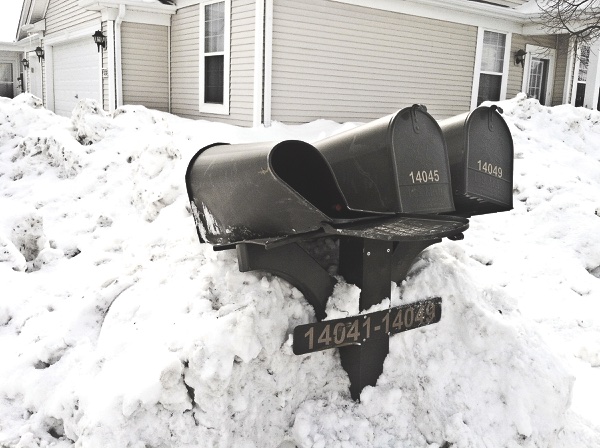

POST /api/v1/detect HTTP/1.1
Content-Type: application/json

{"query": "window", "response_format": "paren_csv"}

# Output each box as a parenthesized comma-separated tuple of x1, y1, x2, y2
(575, 45, 590, 107)
(472, 29, 510, 108)
(477, 31, 506, 105)
(0, 63, 14, 98)
(200, 0, 230, 114)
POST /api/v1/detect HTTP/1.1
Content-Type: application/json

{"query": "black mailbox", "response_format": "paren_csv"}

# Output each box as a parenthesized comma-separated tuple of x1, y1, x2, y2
(185, 140, 371, 247)
(438, 105, 514, 216)
(313, 104, 455, 215)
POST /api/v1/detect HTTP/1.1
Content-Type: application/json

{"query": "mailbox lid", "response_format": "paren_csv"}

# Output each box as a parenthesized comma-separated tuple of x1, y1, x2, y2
(440, 106, 514, 215)
(185, 140, 371, 247)
(390, 105, 455, 214)
(315, 105, 455, 215)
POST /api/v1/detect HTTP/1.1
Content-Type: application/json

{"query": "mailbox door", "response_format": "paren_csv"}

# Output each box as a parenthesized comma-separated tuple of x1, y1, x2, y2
(315, 105, 455, 215)
(440, 106, 514, 215)
(391, 107, 455, 214)
(464, 107, 514, 212)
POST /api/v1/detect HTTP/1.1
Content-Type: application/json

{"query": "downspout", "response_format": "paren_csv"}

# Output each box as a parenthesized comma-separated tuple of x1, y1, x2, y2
(115, 4, 126, 108)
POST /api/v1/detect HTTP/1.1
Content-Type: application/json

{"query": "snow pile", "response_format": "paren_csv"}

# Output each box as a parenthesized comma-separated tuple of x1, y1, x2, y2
(1, 94, 599, 447)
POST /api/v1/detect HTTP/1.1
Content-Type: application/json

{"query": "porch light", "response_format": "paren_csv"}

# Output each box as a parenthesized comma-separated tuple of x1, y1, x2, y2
(515, 49, 526, 67)
(22, 58, 30, 69)
(34, 46, 44, 62)
(92, 30, 107, 52)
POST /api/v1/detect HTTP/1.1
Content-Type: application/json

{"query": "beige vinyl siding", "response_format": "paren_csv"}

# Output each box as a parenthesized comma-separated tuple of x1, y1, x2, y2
(170, 1, 255, 126)
(45, 0, 100, 38)
(507, 34, 527, 99)
(271, 0, 477, 124)
(171, 5, 200, 118)
(121, 22, 169, 112)
(552, 34, 569, 106)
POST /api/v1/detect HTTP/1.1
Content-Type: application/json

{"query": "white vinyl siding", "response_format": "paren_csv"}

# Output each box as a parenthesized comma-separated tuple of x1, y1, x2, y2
(121, 22, 169, 112)
(170, 1, 255, 126)
(270, 0, 477, 124)
(45, 0, 100, 38)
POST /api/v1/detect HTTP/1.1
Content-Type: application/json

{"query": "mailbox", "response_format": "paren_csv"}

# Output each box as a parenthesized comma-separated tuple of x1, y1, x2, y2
(185, 140, 370, 247)
(438, 105, 514, 216)
(313, 104, 455, 215)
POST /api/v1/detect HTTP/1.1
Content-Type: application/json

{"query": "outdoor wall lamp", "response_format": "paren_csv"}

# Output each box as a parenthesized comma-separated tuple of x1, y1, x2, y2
(34, 46, 44, 62)
(22, 58, 29, 70)
(92, 30, 107, 52)
(515, 49, 526, 67)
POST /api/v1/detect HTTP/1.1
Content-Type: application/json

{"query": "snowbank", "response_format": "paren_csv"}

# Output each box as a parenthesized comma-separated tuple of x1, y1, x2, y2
(0, 93, 599, 447)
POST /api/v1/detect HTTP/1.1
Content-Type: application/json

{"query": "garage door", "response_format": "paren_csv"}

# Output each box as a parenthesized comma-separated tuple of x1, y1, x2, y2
(52, 38, 100, 116)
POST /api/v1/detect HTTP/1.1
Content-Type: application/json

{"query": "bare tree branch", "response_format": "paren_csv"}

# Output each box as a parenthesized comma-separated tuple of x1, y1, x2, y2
(535, 0, 600, 47)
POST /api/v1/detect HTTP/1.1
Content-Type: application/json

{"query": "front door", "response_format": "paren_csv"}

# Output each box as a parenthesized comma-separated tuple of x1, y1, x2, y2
(522, 45, 556, 106)
(527, 57, 550, 105)
(0, 63, 14, 98)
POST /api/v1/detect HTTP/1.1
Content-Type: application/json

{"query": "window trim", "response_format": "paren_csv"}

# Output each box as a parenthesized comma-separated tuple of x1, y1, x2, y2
(199, 0, 231, 115)
(471, 27, 511, 109)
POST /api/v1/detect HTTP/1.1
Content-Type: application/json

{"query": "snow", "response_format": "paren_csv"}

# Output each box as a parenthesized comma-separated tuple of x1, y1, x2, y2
(1, 92, 599, 447)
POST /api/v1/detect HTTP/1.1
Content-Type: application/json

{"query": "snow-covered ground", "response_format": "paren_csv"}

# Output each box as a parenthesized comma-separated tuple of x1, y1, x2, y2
(0, 93, 599, 447)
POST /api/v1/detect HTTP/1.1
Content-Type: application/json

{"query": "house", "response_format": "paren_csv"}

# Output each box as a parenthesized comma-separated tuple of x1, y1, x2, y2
(3, 0, 600, 126)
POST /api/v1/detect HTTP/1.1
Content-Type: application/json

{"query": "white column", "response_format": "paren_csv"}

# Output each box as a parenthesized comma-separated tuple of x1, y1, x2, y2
(583, 39, 600, 110)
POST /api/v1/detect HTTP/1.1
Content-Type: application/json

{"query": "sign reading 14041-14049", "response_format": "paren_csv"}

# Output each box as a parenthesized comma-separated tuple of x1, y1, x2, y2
(293, 298, 442, 355)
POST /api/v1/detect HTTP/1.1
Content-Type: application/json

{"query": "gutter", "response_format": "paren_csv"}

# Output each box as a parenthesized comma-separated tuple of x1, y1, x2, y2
(79, 0, 176, 14)
(330, 0, 543, 33)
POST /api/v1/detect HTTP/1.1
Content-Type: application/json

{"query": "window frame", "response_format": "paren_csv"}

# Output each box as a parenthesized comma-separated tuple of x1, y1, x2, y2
(471, 28, 512, 109)
(199, 0, 231, 115)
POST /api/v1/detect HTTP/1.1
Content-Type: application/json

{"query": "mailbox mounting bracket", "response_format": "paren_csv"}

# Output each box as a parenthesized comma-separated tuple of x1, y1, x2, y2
(236, 235, 444, 400)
